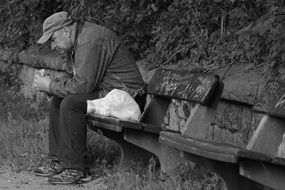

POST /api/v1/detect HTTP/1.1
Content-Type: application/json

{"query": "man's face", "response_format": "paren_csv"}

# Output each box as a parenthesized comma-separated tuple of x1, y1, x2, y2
(50, 28, 72, 53)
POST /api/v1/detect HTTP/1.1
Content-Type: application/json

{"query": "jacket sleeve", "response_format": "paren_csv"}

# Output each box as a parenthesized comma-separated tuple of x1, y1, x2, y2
(49, 37, 115, 97)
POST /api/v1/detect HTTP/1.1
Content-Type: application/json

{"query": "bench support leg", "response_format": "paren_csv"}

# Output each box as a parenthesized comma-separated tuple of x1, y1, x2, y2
(247, 115, 285, 155)
(182, 152, 263, 190)
(97, 128, 152, 166)
(117, 136, 153, 165)
(240, 159, 285, 190)
(124, 129, 188, 175)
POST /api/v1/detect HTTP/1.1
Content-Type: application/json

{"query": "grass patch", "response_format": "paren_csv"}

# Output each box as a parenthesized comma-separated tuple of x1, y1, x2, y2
(0, 83, 49, 171)
(0, 83, 120, 172)
(89, 162, 226, 190)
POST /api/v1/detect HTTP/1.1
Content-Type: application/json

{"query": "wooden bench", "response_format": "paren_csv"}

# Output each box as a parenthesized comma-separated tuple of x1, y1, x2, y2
(238, 80, 285, 190)
(159, 80, 285, 190)
(87, 68, 220, 174)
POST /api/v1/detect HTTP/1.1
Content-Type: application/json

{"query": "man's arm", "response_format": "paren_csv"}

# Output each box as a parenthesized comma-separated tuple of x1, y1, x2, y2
(48, 37, 118, 97)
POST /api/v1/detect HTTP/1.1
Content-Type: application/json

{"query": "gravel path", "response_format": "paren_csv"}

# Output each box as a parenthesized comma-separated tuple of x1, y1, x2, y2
(0, 167, 108, 190)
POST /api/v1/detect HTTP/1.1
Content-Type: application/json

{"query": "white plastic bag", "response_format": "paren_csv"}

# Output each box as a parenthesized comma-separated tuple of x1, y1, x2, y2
(87, 89, 141, 121)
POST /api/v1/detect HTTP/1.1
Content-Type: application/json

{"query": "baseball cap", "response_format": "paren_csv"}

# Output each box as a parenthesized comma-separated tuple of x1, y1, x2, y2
(37, 11, 73, 44)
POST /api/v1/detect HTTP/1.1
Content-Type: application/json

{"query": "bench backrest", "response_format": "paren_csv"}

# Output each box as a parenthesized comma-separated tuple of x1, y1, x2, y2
(140, 68, 220, 133)
(253, 80, 285, 118)
(147, 69, 219, 105)
(247, 80, 285, 155)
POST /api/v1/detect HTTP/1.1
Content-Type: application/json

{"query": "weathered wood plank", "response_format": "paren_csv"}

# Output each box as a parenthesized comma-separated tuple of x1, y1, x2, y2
(213, 64, 265, 105)
(239, 150, 285, 166)
(253, 80, 285, 118)
(87, 114, 143, 131)
(160, 131, 240, 163)
(239, 158, 285, 190)
(162, 99, 195, 132)
(246, 115, 285, 155)
(140, 97, 170, 132)
(208, 101, 262, 148)
(87, 115, 122, 132)
(119, 120, 143, 130)
(125, 129, 188, 174)
(147, 69, 219, 104)
(181, 82, 223, 138)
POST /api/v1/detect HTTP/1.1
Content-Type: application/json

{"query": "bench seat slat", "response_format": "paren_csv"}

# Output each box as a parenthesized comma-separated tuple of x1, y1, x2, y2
(88, 115, 165, 133)
(238, 150, 285, 166)
(87, 115, 143, 132)
(142, 123, 161, 134)
(147, 69, 219, 104)
(119, 120, 143, 130)
(253, 80, 285, 118)
(88, 117, 122, 132)
(159, 131, 240, 163)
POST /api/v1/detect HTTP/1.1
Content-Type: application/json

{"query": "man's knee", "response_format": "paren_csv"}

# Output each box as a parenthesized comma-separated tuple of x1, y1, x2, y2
(60, 94, 86, 113)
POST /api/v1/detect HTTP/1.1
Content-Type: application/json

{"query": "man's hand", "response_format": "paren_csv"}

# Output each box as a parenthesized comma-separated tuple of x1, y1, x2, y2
(33, 73, 51, 93)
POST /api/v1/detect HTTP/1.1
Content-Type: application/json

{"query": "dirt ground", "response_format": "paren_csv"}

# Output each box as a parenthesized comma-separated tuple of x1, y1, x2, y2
(0, 166, 108, 190)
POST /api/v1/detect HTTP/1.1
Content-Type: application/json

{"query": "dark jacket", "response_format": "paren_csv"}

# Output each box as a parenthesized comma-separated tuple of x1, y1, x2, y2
(49, 22, 145, 98)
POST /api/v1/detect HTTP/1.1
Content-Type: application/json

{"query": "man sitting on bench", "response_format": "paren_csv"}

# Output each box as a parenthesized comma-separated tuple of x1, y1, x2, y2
(33, 11, 145, 185)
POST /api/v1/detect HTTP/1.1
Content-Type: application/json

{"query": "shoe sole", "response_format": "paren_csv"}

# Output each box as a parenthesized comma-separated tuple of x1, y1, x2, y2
(35, 170, 63, 177)
(35, 172, 55, 177)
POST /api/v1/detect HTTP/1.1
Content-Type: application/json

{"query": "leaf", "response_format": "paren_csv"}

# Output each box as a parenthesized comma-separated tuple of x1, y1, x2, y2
(238, 32, 250, 42)
(151, 4, 158, 12)
(252, 18, 273, 36)
(282, 52, 285, 62)
(271, 6, 278, 12)
(179, 18, 187, 24)
(230, 8, 248, 19)
(270, 61, 276, 68)
(236, 23, 253, 36)
(279, 67, 285, 75)
(280, 41, 285, 52)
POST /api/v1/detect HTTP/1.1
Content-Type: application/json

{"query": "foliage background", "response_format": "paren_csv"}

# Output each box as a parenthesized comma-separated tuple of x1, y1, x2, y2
(0, 0, 284, 77)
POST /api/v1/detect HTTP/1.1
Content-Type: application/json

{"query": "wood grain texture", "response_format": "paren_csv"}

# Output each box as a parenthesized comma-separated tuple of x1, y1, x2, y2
(212, 64, 265, 105)
(147, 69, 219, 104)
(206, 101, 262, 148)
(239, 159, 285, 190)
(253, 80, 285, 118)
(246, 115, 285, 155)
(160, 131, 240, 163)
(163, 99, 195, 132)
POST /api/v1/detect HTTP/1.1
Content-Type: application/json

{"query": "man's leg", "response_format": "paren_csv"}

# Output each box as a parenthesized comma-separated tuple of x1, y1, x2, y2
(49, 92, 98, 184)
(49, 96, 63, 159)
(35, 96, 64, 176)
(57, 91, 146, 167)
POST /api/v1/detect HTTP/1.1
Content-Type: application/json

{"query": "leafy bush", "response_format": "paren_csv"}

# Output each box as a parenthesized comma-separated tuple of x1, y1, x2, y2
(237, 0, 285, 79)
(0, 0, 163, 59)
(0, 0, 284, 74)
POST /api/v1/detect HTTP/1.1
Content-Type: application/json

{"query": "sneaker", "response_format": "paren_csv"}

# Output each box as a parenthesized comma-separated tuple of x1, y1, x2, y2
(48, 169, 85, 185)
(34, 160, 63, 177)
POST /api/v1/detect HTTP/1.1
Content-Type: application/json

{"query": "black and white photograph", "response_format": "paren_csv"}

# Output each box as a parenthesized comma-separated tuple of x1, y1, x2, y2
(0, 0, 284, 189)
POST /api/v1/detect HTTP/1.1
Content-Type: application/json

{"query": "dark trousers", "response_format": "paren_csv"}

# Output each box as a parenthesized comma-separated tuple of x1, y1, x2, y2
(48, 91, 146, 170)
